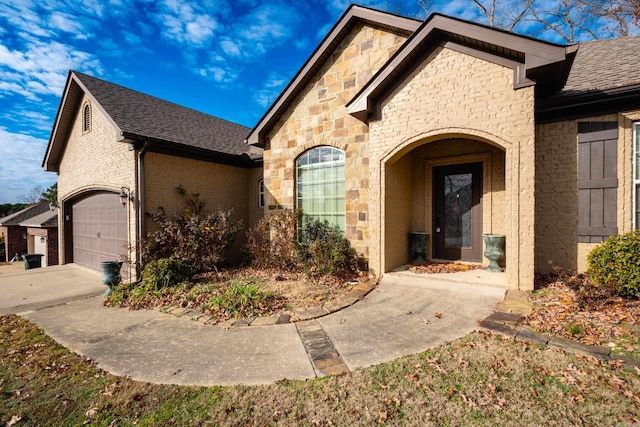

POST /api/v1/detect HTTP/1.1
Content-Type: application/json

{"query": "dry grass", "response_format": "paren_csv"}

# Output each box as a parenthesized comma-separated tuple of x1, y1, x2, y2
(106, 267, 361, 323)
(2, 315, 639, 426)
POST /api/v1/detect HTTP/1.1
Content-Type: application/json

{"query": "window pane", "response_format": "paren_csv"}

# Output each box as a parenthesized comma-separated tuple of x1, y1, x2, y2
(296, 147, 346, 232)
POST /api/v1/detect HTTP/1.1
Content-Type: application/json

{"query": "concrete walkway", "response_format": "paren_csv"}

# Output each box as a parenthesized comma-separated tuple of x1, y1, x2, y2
(3, 265, 505, 386)
(0, 264, 105, 314)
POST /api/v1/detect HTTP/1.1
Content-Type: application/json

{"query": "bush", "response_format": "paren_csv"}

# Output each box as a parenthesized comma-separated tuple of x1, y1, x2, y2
(245, 209, 301, 270)
(299, 218, 357, 278)
(141, 256, 194, 290)
(587, 231, 640, 299)
(142, 186, 243, 273)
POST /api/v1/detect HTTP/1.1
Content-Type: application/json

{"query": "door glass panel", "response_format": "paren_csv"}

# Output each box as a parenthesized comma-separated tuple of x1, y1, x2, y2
(444, 173, 473, 249)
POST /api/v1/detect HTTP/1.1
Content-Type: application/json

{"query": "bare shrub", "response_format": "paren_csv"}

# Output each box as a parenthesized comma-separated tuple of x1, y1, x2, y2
(245, 208, 301, 270)
(142, 186, 242, 273)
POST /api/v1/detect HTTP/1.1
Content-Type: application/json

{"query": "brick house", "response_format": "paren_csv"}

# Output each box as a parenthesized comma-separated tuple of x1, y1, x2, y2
(19, 209, 59, 267)
(44, 6, 640, 290)
(43, 71, 263, 276)
(247, 5, 640, 290)
(0, 203, 52, 263)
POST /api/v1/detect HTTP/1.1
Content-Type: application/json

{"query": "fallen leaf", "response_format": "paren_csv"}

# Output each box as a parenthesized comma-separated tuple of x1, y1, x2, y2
(434, 312, 443, 319)
(7, 415, 22, 426)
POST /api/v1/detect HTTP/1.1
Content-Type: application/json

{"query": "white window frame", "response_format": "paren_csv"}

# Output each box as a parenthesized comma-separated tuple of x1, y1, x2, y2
(258, 178, 264, 208)
(295, 146, 346, 232)
(634, 123, 640, 229)
(82, 102, 91, 133)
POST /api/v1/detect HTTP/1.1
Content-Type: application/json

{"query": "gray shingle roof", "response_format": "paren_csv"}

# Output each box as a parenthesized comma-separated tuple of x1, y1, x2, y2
(0, 203, 50, 226)
(562, 35, 640, 95)
(73, 71, 262, 160)
(18, 210, 57, 228)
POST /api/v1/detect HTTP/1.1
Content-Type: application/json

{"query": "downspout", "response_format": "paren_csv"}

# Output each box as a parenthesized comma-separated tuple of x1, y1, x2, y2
(137, 140, 150, 274)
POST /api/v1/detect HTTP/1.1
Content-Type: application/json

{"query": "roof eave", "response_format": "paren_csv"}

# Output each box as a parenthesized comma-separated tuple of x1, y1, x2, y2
(536, 83, 640, 123)
(246, 5, 421, 147)
(42, 71, 124, 172)
(347, 13, 570, 123)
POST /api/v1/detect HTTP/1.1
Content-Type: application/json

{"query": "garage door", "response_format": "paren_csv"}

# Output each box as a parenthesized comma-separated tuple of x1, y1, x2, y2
(72, 192, 128, 272)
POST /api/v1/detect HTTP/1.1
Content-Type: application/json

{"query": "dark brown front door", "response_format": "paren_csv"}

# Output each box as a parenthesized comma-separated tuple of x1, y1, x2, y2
(433, 162, 483, 261)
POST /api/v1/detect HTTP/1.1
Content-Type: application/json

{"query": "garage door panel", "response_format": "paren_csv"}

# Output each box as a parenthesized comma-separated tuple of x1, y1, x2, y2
(72, 192, 128, 273)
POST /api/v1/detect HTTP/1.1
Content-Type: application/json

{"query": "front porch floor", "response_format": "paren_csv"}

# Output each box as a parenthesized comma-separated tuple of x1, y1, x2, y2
(389, 264, 508, 289)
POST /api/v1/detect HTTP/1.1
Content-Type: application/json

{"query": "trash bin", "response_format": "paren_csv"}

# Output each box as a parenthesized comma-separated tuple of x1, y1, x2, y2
(22, 254, 44, 270)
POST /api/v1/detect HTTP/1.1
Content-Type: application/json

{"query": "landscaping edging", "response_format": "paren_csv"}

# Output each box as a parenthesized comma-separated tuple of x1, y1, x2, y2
(479, 312, 640, 369)
(154, 280, 377, 328)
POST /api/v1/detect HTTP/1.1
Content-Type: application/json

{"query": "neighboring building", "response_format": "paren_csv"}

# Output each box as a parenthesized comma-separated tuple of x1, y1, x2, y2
(43, 71, 263, 276)
(0, 203, 52, 263)
(247, 5, 640, 290)
(19, 210, 59, 267)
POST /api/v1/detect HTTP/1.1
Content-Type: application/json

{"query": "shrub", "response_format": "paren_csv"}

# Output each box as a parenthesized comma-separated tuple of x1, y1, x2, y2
(142, 186, 243, 273)
(245, 208, 301, 270)
(299, 218, 357, 278)
(141, 256, 194, 290)
(587, 231, 640, 299)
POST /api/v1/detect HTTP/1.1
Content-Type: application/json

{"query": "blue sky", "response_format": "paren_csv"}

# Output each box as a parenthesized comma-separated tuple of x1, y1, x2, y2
(0, 0, 633, 203)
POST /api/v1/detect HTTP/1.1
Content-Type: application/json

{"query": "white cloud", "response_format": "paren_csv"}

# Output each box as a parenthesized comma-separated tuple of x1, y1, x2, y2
(0, 127, 55, 203)
(49, 11, 89, 38)
(0, 40, 101, 98)
(197, 64, 239, 85)
(154, 0, 220, 45)
(254, 71, 287, 107)
(220, 38, 240, 56)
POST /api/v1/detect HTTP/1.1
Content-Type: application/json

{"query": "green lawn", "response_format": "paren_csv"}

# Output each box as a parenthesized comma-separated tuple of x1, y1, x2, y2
(1, 315, 639, 426)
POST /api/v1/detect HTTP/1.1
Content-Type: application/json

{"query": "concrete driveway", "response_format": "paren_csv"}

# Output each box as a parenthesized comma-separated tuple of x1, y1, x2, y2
(0, 263, 106, 314)
(3, 264, 506, 386)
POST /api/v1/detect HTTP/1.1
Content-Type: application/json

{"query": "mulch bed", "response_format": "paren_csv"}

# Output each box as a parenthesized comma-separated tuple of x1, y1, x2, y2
(524, 274, 640, 357)
(408, 262, 484, 274)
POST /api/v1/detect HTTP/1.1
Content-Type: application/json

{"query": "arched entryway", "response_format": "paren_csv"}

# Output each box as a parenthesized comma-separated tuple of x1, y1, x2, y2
(383, 137, 506, 271)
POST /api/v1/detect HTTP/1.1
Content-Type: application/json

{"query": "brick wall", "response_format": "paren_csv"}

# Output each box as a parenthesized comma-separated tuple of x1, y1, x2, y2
(0, 226, 27, 262)
(536, 111, 640, 273)
(144, 152, 263, 263)
(26, 227, 59, 266)
(57, 94, 137, 265)
(369, 46, 536, 289)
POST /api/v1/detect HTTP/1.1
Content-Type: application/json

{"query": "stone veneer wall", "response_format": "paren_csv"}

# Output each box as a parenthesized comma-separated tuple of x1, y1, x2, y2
(369, 46, 536, 290)
(57, 94, 137, 265)
(264, 23, 410, 258)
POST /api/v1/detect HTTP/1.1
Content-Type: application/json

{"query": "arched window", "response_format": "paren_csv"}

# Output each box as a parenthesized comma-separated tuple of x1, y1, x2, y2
(258, 178, 265, 208)
(296, 146, 345, 231)
(82, 103, 91, 133)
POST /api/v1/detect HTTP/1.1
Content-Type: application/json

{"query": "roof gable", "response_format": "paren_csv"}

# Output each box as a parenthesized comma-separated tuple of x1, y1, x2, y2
(347, 13, 573, 122)
(246, 5, 421, 147)
(0, 203, 50, 226)
(43, 71, 262, 172)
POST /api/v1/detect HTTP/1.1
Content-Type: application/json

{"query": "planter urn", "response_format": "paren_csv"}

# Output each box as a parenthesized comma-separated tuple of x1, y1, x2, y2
(482, 234, 505, 272)
(408, 232, 429, 264)
(100, 261, 123, 296)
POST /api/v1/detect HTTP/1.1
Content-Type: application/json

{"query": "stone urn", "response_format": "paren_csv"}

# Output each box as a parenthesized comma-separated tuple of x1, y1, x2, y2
(408, 232, 429, 264)
(482, 234, 505, 272)
(100, 260, 123, 296)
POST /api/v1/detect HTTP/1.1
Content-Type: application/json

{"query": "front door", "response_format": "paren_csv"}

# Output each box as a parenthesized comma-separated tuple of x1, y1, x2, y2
(433, 162, 483, 261)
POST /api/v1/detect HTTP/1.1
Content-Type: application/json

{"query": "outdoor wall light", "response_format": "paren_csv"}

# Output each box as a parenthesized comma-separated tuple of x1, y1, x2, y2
(40, 236, 46, 243)
(118, 186, 133, 206)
